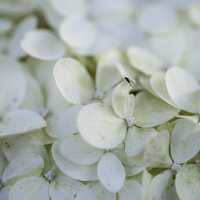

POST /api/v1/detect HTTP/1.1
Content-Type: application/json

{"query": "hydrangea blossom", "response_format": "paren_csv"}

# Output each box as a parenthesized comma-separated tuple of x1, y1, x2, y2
(1, 1, 200, 200)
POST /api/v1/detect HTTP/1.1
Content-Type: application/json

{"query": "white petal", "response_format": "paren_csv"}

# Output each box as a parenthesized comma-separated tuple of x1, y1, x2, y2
(126, 155, 146, 176)
(119, 179, 142, 200)
(144, 129, 172, 167)
(149, 30, 186, 65)
(142, 170, 153, 200)
(2, 154, 44, 184)
(75, 185, 98, 200)
(21, 72, 44, 110)
(0, 58, 26, 114)
(111, 145, 129, 166)
(138, 3, 176, 34)
(96, 49, 122, 95)
(114, 62, 136, 85)
(46, 105, 82, 138)
(0, 110, 46, 137)
(1, 136, 47, 162)
(166, 67, 200, 113)
(41, 1, 63, 30)
(125, 127, 157, 157)
(127, 46, 164, 75)
(54, 58, 95, 104)
(78, 103, 127, 149)
(21, 29, 65, 60)
(150, 72, 177, 106)
(134, 91, 179, 127)
(112, 81, 135, 119)
(9, 177, 49, 200)
(97, 153, 125, 193)
(9, 16, 37, 58)
(49, 174, 84, 200)
(171, 119, 200, 164)
(150, 170, 175, 200)
(92, 183, 116, 200)
(75, 183, 116, 200)
(59, 134, 103, 165)
(52, 142, 97, 181)
(139, 75, 156, 95)
(30, 60, 54, 89)
(176, 164, 200, 200)
(24, 130, 54, 146)
(59, 17, 97, 54)
(45, 72, 70, 113)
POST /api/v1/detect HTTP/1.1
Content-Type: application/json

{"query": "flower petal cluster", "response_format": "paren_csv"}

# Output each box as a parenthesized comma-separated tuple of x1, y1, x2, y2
(1, 1, 200, 200)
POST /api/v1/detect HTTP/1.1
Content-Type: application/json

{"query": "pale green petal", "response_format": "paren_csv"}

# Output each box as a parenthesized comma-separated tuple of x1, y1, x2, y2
(97, 152, 125, 193)
(138, 3, 176, 34)
(52, 142, 97, 181)
(59, 135, 103, 165)
(78, 103, 127, 149)
(0, 57, 26, 114)
(176, 164, 200, 200)
(21, 29, 65, 60)
(134, 91, 179, 127)
(149, 30, 186, 65)
(127, 46, 164, 75)
(46, 105, 82, 139)
(171, 119, 200, 164)
(46, 75, 70, 113)
(9, 16, 37, 58)
(0, 110, 46, 137)
(142, 170, 153, 200)
(49, 174, 84, 200)
(1, 136, 47, 162)
(75, 183, 116, 200)
(54, 58, 95, 104)
(119, 179, 142, 200)
(150, 72, 177, 107)
(59, 17, 97, 54)
(144, 129, 172, 167)
(21, 72, 44, 110)
(9, 177, 49, 200)
(112, 81, 135, 119)
(139, 75, 156, 95)
(126, 154, 146, 176)
(92, 183, 116, 200)
(96, 49, 122, 95)
(166, 67, 200, 113)
(125, 126, 157, 157)
(2, 154, 44, 184)
(150, 170, 175, 200)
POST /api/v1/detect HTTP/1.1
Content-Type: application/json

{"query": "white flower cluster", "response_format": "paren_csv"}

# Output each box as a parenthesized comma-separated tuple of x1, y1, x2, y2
(1, 0, 200, 200)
